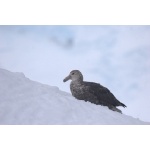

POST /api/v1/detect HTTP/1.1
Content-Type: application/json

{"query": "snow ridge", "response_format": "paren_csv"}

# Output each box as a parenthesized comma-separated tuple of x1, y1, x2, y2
(0, 68, 149, 125)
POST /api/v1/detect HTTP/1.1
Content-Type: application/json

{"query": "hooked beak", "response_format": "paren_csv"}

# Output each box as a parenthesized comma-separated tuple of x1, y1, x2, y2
(63, 75, 71, 82)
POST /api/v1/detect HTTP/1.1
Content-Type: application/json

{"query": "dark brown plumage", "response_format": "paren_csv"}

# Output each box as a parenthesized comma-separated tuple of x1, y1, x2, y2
(63, 70, 126, 113)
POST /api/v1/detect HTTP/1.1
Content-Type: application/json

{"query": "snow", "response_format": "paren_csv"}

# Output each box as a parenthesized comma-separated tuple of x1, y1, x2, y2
(0, 26, 150, 122)
(0, 68, 149, 125)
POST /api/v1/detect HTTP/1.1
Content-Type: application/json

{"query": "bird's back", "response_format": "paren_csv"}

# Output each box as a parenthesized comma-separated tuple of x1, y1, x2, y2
(71, 81, 126, 107)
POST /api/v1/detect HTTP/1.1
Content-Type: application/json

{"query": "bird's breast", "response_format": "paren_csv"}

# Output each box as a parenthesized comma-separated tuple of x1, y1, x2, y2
(70, 82, 86, 100)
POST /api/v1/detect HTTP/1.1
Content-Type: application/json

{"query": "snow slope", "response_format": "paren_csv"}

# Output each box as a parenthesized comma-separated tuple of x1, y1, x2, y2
(0, 26, 150, 122)
(0, 68, 149, 125)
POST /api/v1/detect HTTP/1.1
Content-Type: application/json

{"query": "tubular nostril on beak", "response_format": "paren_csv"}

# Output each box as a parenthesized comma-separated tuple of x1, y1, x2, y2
(63, 75, 71, 82)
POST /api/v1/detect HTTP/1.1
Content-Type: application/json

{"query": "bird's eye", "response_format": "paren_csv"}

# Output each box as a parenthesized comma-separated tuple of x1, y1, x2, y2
(72, 73, 75, 75)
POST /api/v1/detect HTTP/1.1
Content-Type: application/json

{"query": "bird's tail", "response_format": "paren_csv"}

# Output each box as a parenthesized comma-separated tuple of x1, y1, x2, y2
(108, 106, 122, 113)
(120, 102, 127, 108)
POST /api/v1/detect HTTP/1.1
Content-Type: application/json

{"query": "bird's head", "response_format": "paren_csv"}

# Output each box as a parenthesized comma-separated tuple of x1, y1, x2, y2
(63, 70, 83, 82)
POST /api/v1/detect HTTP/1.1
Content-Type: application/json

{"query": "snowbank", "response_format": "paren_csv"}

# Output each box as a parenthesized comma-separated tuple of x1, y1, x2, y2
(0, 68, 149, 125)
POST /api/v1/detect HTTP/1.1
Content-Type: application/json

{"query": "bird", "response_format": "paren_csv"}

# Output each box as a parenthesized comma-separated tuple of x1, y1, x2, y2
(63, 70, 126, 113)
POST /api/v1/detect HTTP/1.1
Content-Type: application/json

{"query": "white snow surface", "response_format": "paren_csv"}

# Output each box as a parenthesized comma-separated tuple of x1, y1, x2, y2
(0, 68, 149, 125)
